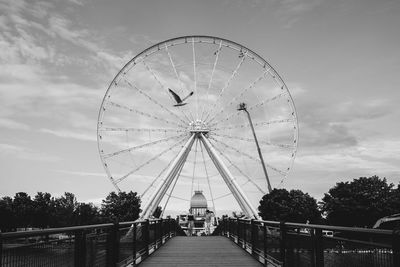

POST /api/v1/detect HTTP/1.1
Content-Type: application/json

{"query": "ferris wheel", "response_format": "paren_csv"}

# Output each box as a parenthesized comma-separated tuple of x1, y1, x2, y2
(97, 36, 298, 219)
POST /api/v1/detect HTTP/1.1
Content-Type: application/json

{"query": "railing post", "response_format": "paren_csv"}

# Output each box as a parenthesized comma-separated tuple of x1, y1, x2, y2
(393, 229, 400, 267)
(106, 222, 119, 267)
(144, 219, 150, 256)
(74, 229, 86, 267)
(167, 218, 171, 238)
(154, 219, 158, 249)
(243, 220, 247, 249)
(263, 223, 268, 267)
(132, 223, 137, 267)
(237, 218, 240, 244)
(226, 218, 229, 237)
(314, 228, 324, 267)
(251, 219, 256, 256)
(225, 218, 227, 237)
(0, 233, 3, 267)
(160, 218, 164, 246)
(280, 222, 287, 266)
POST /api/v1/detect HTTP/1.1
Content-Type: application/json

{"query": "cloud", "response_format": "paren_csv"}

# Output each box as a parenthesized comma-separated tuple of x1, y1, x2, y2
(0, 143, 60, 162)
(277, 0, 324, 27)
(39, 128, 97, 142)
(55, 170, 106, 177)
(300, 121, 358, 149)
(0, 118, 30, 130)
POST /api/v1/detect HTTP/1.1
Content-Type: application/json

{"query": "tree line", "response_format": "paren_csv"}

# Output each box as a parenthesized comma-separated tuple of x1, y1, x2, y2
(1, 175, 399, 232)
(258, 175, 400, 228)
(0, 191, 142, 232)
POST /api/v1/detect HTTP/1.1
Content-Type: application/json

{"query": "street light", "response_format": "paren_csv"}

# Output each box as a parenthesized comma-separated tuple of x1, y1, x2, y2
(238, 103, 273, 193)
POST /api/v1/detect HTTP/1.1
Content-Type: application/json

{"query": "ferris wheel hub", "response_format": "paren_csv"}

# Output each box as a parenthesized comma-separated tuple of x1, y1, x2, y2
(189, 119, 210, 134)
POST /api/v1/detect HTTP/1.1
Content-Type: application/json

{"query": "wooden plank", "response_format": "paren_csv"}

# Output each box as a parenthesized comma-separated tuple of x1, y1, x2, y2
(139, 236, 262, 267)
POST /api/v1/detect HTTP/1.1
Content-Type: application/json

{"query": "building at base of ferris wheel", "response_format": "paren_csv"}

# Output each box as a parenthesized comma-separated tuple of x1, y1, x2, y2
(178, 190, 216, 236)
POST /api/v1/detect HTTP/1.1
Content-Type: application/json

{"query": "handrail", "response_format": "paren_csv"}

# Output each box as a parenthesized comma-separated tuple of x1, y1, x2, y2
(1, 218, 185, 267)
(215, 217, 400, 267)
(1, 218, 165, 238)
(232, 217, 394, 235)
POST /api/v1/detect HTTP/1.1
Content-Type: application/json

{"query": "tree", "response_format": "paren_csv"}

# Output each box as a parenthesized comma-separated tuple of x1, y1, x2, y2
(74, 202, 100, 225)
(12, 192, 33, 228)
(32, 192, 55, 228)
(101, 191, 141, 222)
(321, 176, 399, 227)
(0, 196, 14, 231)
(54, 192, 78, 227)
(258, 188, 321, 223)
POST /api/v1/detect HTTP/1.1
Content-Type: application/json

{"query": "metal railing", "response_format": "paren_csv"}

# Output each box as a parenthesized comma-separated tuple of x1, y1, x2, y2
(215, 218, 400, 267)
(0, 218, 183, 267)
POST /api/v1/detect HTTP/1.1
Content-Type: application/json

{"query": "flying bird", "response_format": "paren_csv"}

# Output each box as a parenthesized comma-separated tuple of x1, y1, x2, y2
(168, 88, 194, 107)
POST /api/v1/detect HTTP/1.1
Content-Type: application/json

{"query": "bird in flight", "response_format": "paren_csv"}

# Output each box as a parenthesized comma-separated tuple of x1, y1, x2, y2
(168, 88, 194, 107)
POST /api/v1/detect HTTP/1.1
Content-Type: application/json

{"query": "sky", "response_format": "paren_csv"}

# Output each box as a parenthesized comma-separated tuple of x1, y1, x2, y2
(1, 0, 399, 211)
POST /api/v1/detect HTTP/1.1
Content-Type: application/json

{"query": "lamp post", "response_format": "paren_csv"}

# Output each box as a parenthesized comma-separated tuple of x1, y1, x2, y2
(238, 103, 272, 193)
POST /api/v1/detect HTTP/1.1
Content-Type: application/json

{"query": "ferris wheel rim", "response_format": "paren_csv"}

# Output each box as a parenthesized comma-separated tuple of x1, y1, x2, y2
(97, 35, 299, 202)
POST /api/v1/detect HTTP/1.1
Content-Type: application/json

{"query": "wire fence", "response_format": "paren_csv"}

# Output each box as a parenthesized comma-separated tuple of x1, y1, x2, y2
(214, 218, 400, 267)
(0, 218, 183, 267)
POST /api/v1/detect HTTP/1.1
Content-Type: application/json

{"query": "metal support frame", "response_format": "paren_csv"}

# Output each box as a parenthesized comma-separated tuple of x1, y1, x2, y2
(199, 133, 260, 219)
(141, 134, 195, 219)
(141, 132, 259, 219)
(238, 103, 272, 193)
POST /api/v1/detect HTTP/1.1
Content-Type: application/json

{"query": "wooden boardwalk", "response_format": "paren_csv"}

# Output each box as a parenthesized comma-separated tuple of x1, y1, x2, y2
(139, 236, 262, 267)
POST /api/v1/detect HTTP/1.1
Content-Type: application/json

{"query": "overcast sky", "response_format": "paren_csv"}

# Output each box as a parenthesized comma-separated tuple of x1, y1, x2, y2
(1, 0, 399, 207)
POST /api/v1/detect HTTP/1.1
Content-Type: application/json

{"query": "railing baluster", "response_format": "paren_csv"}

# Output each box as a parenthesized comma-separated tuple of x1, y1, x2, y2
(280, 222, 287, 266)
(263, 223, 268, 267)
(315, 228, 324, 267)
(154, 219, 157, 249)
(106, 222, 119, 267)
(160, 218, 165, 245)
(132, 223, 137, 267)
(251, 219, 255, 256)
(393, 229, 400, 267)
(237, 218, 240, 244)
(74, 229, 86, 267)
(144, 220, 150, 256)
(0, 233, 3, 267)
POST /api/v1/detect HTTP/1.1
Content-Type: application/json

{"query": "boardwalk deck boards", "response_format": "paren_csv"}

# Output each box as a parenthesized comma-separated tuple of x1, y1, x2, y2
(139, 236, 262, 267)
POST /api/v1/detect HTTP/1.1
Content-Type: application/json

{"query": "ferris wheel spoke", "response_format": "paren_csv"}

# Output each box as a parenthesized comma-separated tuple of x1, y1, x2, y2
(209, 136, 288, 177)
(209, 91, 288, 128)
(164, 43, 196, 122)
(179, 172, 220, 180)
(205, 70, 267, 125)
(214, 192, 233, 201)
(192, 38, 199, 119)
(142, 60, 192, 123)
(211, 142, 266, 195)
(190, 138, 199, 194)
(211, 118, 294, 132)
(203, 51, 247, 123)
(123, 78, 188, 125)
(164, 194, 190, 202)
(114, 136, 189, 184)
(210, 132, 295, 149)
(101, 133, 187, 159)
(200, 40, 222, 121)
(163, 155, 187, 215)
(99, 127, 186, 133)
(141, 154, 178, 198)
(106, 101, 185, 128)
(199, 141, 217, 212)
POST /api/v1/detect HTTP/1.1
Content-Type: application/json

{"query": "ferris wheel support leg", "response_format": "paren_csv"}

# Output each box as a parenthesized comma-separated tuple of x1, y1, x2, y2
(199, 133, 260, 220)
(140, 134, 196, 219)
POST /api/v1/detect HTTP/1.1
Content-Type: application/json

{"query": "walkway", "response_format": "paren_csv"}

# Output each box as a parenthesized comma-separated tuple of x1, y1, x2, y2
(139, 236, 262, 267)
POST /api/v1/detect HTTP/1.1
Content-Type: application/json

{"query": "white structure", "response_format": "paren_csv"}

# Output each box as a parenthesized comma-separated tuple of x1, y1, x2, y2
(97, 36, 298, 220)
